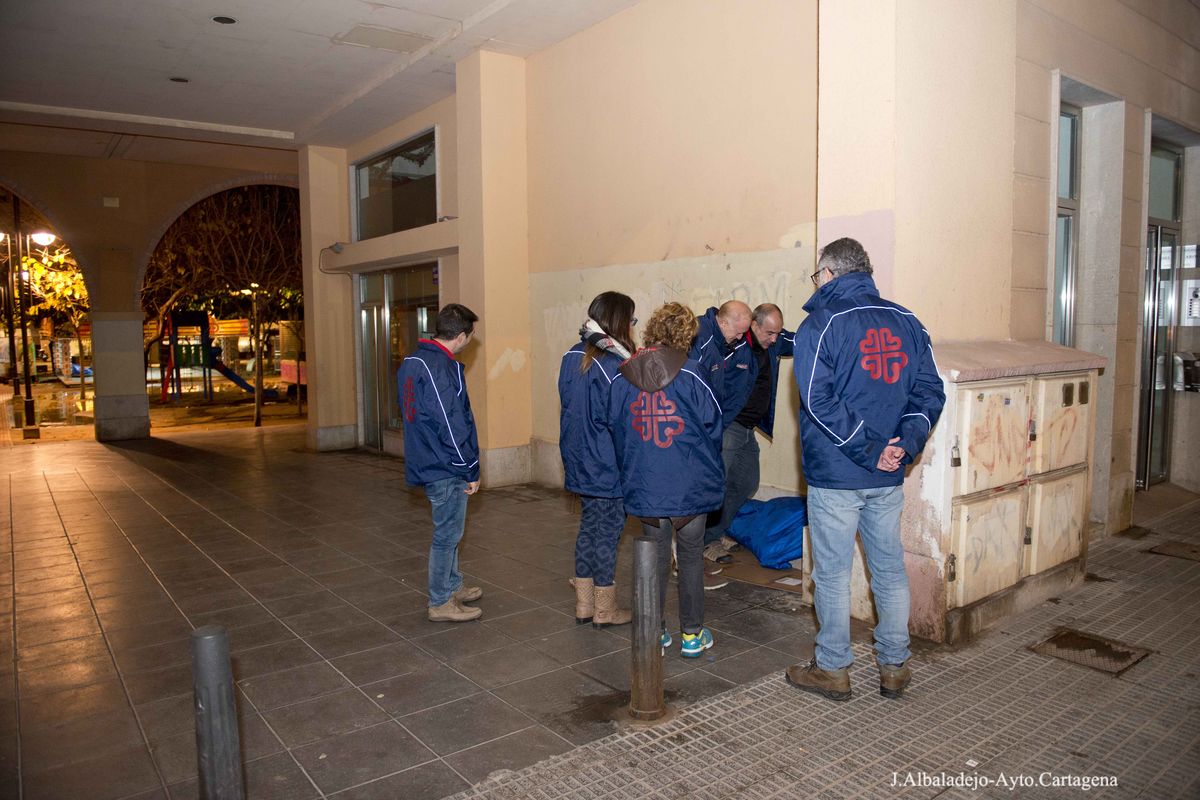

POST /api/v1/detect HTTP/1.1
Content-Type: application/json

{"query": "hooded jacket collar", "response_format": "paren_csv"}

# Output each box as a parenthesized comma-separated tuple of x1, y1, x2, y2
(619, 347, 687, 392)
(803, 271, 879, 314)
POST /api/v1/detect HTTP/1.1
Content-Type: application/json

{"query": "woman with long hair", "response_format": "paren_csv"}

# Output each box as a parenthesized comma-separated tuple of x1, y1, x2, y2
(607, 302, 724, 657)
(558, 291, 637, 627)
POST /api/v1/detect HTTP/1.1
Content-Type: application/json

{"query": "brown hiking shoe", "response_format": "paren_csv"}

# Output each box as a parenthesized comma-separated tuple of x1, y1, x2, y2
(453, 585, 483, 603)
(784, 658, 852, 701)
(427, 598, 482, 622)
(878, 661, 911, 699)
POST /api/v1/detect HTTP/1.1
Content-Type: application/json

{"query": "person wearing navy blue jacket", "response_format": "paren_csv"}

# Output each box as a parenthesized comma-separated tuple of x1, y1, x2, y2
(689, 302, 752, 427)
(784, 238, 945, 702)
(702, 303, 796, 565)
(559, 292, 636, 629)
(397, 304, 485, 623)
(608, 302, 724, 657)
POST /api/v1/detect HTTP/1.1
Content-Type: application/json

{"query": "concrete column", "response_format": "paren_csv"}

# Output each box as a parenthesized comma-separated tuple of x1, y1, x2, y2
(90, 309, 150, 441)
(456, 51, 532, 486)
(1076, 101, 1124, 530)
(1171, 145, 1200, 492)
(299, 145, 357, 451)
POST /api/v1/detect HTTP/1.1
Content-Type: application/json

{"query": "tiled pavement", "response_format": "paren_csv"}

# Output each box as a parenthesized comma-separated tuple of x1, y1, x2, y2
(448, 492, 1200, 799)
(1, 425, 818, 800)
(3, 426, 1198, 799)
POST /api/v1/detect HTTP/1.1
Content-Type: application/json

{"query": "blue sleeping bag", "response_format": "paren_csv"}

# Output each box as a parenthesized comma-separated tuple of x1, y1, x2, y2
(726, 496, 807, 570)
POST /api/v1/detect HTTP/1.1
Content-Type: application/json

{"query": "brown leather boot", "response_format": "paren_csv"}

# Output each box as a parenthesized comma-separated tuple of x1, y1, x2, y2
(878, 661, 911, 699)
(784, 658, 852, 701)
(592, 584, 632, 628)
(570, 576, 594, 624)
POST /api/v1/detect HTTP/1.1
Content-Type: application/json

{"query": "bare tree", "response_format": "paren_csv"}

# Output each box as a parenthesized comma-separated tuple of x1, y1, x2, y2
(142, 185, 302, 425)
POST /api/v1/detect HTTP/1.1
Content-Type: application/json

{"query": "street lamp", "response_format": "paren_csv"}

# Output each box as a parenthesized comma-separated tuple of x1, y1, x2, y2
(0, 232, 18, 395)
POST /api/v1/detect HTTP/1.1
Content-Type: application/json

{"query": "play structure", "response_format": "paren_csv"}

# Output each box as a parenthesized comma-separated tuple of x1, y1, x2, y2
(157, 311, 277, 401)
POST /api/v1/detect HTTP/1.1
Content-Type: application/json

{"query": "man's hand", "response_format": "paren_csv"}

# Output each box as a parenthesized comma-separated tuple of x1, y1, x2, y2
(464, 481, 480, 495)
(876, 437, 906, 472)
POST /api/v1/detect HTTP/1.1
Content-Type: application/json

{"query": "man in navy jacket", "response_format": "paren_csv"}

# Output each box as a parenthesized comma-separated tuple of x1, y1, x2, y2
(397, 304, 485, 623)
(702, 303, 795, 566)
(784, 238, 944, 701)
(689, 302, 752, 425)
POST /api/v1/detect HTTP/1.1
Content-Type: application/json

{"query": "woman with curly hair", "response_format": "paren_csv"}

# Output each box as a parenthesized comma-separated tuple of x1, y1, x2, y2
(558, 291, 637, 628)
(607, 302, 724, 657)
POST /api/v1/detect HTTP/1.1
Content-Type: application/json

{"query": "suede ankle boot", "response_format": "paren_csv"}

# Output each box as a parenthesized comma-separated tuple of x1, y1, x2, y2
(592, 584, 632, 628)
(570, 576, 594, 624)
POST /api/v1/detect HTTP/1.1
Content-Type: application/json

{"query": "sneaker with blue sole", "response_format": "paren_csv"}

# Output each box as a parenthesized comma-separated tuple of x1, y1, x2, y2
(680, 628, 714, 657)
(660, 630, 672, 654)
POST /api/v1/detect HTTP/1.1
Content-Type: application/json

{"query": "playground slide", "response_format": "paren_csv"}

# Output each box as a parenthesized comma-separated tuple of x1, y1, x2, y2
(211, 357, 278, 399)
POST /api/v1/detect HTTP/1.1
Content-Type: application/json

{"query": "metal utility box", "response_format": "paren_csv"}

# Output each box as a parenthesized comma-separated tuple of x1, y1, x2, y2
(898, 341, 1105, 644)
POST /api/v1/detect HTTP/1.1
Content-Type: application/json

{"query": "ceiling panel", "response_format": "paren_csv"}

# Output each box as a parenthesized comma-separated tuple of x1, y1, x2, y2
(0, 0, 641, 149)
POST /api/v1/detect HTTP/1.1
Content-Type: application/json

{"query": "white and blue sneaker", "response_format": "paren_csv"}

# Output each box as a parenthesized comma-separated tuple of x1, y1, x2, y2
(659, 629, 672, 654)
(680, 628, 714, 658)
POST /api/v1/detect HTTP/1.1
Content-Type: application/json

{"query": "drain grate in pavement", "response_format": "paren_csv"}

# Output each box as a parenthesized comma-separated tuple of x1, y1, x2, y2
(1030, 629, 1150, 676)
(1146, 540, 1200, 562)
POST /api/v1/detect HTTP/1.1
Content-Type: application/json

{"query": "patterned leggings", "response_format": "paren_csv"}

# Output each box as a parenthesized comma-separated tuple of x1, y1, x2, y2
(573, 496, 626, 587)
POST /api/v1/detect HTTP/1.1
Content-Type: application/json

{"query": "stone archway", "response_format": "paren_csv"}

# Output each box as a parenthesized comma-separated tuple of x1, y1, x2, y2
(132, 172, 300, 309)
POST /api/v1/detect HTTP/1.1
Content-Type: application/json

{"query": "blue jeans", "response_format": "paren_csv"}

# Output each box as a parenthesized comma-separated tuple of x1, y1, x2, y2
(424, 476, 469, 607)
(705, 422, 760, 545)
(574, 496, 626, 586)
(807, 485, 910, 670)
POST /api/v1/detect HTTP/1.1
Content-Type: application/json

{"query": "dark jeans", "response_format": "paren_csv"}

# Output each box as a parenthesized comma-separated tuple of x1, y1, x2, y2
(705, 422, 760, 545)
(573, 496, 626, 586)
(641, 515, 705, 634)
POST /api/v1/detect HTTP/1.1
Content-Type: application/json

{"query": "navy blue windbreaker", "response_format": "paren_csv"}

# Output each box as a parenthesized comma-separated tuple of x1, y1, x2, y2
(396, 339, 480, 487)
(606, 347, 724, 517)
(688, 307, 749, 428)
(722, 328, 796, 438)
(793, 273, 945, 489)
(558, 342, 623, 498)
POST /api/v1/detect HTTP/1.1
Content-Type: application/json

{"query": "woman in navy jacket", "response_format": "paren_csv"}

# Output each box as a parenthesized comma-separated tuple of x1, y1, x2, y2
(607, 302, 724, 657)
(559, 292, 636, 628)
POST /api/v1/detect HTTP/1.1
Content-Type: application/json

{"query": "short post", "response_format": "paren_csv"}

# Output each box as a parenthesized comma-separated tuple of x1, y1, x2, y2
(629, 535, 665, 721)
(191, 625, 244, 800)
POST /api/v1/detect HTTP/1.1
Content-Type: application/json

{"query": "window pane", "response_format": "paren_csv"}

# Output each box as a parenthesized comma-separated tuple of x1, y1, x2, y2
(1148, 146, 1179, 221)
(1053, 213, 1074, 346)
(356, 130, 437, 240)
(1057, 112, 1077, 201)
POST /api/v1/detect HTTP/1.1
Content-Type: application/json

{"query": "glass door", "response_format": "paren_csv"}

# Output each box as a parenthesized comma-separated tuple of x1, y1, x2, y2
(1137, 226, 1179, 488)
(359, 273, 388, 450)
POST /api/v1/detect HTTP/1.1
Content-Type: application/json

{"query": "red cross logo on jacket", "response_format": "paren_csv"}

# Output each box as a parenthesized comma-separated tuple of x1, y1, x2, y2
(630, 391, 685, 448)
(859, 328, 908, 384)
(402, 377, 417, 422)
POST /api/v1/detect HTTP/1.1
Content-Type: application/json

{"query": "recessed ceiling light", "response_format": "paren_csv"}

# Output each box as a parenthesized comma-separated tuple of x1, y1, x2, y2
(169, 77, 190, 83)
(212, 15, 237, 25)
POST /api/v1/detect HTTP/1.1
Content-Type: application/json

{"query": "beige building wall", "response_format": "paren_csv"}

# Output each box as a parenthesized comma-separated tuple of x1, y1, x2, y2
(525, 0, 817, 491)
(818, 0, 1016, 341)
(1013, 0, 1200, 532)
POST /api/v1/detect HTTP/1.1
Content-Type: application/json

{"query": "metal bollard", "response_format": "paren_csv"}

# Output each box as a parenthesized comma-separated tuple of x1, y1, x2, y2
(191, 625, 244, 800)
(629, 535, 665, 720)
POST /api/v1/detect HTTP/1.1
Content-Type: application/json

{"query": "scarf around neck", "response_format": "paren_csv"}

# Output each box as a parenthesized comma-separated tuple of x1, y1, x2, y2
(579, 318, 632, 361)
